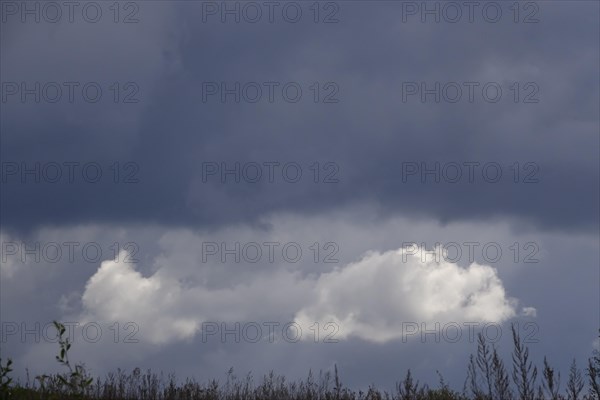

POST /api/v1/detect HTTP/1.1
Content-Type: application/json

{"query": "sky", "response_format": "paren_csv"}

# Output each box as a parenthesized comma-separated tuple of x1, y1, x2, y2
(1, 0, 599, 392)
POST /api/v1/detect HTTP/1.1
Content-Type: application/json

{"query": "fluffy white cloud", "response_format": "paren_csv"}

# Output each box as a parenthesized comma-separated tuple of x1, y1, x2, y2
(81, 251, 197, 344)
(294, 246, 519, 343)
(79, 250, 312, 344)
(79, 243, 523, 345)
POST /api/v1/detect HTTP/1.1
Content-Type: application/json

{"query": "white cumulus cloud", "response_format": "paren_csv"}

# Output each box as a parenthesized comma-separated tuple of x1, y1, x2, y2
(294, 246, 519, 343)
(79, 242, 523, 345)
(79, 250, 312, 344)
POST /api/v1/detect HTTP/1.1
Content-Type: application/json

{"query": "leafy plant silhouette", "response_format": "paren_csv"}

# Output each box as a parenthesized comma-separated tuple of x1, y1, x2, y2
(0, 357, 14, 397)
(34, 321, 93, 399)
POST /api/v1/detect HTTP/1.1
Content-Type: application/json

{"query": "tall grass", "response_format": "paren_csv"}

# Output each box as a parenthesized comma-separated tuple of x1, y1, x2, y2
(1, 324, 599, 400)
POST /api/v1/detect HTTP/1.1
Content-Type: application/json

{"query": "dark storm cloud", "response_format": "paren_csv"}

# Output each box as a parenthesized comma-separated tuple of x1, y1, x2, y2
(1, 1, 598, 234)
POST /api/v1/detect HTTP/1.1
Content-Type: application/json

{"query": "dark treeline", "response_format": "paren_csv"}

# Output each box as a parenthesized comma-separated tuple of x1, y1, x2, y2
(1, 323, 599, 400)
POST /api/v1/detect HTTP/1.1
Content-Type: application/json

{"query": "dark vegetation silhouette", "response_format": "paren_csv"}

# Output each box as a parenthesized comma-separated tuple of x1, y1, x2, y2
(1, 323, 599, 400)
